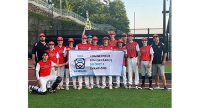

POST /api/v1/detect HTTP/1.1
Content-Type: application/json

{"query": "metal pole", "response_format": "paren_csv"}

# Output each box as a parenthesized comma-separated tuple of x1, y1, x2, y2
(169, 0, 172, 60)
(163, 0, 166, 43)
(134, 12, 135, 34)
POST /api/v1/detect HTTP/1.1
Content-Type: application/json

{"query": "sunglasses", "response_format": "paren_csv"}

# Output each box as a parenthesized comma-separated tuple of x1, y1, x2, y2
(40, 36, 45, 37)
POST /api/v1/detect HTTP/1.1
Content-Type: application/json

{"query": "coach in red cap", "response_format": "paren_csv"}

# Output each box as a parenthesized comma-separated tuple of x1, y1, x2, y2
(32, 33, 49, 75)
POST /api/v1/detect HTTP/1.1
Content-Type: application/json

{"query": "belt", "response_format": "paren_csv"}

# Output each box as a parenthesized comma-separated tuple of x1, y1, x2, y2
(142, 60, 149, 61)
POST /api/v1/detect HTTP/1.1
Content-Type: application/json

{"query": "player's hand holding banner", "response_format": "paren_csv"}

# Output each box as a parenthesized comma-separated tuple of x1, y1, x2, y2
(69, 50, 124, 77)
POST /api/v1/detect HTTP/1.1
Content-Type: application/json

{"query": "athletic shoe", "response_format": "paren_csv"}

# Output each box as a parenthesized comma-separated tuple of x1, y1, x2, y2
(101, 85, 106, 89)
(50, 89, 57, 93)
(91, 84, 93, 89)
(138, 84, 145, 89)
(124, 84, 128, 89)
(85, 85, 91, 89)
(65, 86, 69, 91)
(135, 85, 139, 89)
(109, 84, 113, 89)
(78, 86, 82, 90)
(73, 85, 77, 89)
(153, 84, 160, 89)
(97, 84, 101, 88)
(115, 84, 120, 88)
(29, 85, 33, 93)
(149, 85, 153, 90)
(164, 86, 169, 91)
(128, 85, 132, 89)
(60, 86, 64, 90)
(56, 86, 60, 90)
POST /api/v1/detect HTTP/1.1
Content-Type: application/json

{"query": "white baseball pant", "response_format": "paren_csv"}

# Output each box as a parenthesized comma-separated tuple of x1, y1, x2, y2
(65, 69, 77, 86)
(57, 66, 65, 86)
(90, 76, 93, 85)
(127, 57, 139, 85)
(96, 76, 100, 85)
(102, 76, 112, 86)
(47, 67, 57, 88)
(32, 75, 57, 93)
(78, 76, 89, 86)
(116, 66, 127, 85)
(141, 61, 152, 77)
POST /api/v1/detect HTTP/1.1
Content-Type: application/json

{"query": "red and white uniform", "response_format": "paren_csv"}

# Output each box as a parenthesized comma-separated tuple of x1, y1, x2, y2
(115, 47, 127, 85)
(125, 41, 140, 86)
(90, 44, 100, 50)
(100, 45, 112, 50)
(140, 45, 154, 77)
(109, 40, 117, 49)
(35, 60, 58, 92)
(46, 49, 59, 76)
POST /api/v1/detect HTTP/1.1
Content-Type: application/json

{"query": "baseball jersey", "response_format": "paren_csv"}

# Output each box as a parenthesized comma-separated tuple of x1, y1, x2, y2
(100, 45, 112, 50)
(75, 43, 91, 50)
(90, 44, 100, 50)
(46, 49, 60, 63)
(151, 42, 167, 64)
(109, 39, 118, 49)
(63, 46, 76, 69)
(125, 41, 140, 57)
(140, 45, 154, 61)
(36, 60, 56, 79)
(54, 45, 65, 64)
(115, 47, 127, 66)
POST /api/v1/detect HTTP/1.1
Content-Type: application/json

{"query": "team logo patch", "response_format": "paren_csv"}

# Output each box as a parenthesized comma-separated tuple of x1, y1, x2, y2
(74, 58, 85, 69)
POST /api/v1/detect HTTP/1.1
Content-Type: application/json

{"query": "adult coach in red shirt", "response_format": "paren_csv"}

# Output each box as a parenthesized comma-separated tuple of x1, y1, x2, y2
(139, 37, 154, 90)
(109, 31, 118, 49)
(126, 33, 140, 89)
(63, 38, 76, 90)
(75, 35, 91, 90)
(54, 36, 65, 90)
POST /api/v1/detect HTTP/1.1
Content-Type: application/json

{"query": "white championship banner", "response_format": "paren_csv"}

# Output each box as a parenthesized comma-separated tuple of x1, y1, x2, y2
(69, 50, 124, 77)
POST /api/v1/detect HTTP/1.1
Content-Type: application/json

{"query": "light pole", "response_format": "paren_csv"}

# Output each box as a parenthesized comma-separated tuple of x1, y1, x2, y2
(134, 12, 135, 34)
(60, 0, 62, 16)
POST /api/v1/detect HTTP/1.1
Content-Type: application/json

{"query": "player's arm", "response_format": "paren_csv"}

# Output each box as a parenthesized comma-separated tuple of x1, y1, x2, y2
(63, 47, 67, 57)
(52, 61, 69, 67)
(32, 43, 37, 65)
(136, 44, 140, 66)
(35, 63, 42, 87)
(148, 47, 154, 68)
(162, 43, 167, 65)
(82, 25, 87, 36)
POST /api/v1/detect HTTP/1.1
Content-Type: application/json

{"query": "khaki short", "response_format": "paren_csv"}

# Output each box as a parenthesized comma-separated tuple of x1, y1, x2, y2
(152, 64, 165, 76)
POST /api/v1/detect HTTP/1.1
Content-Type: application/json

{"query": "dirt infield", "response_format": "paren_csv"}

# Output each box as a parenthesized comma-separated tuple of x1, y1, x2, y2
(28, 59, 172, 88)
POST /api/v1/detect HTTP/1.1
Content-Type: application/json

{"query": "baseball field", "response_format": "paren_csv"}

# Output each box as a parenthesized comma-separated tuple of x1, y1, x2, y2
(28, 60, 172, 108)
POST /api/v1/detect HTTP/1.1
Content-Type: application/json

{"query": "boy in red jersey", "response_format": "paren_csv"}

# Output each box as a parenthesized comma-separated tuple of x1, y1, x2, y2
(126, 33, 140, 89)
(29, 51, 69, 94)
(63, 38, 76, 90)
(75, 35, 91, 90)
(108, 31, 118, 49)
(46, 41, 59, 89)
(99, 36, 113, 89)
(87, 35, 92, 46)
(114, 39, 128, 89)
(90, 36, 100, 88)
(138, 37, 154, 90)
(54, 36, 65, 90)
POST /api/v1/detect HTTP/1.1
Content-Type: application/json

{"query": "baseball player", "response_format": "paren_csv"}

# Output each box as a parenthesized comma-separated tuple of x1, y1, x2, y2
(87, 35, 92, 46)
(99, 36, 113, 89)
(75, 35, 91, 90)
(46, 41, 60, 89)
(109, 31, 118, 49)
(29, 51, 69, 94)
(90, 36, 101, 88)
(126, 33, 140, 89)
(63, 38, 76, 90)
(114, 39, 128, 89)
(138, 37, 154, 90)
(54, 36, 65, 90)
(121, 33, 127, 44)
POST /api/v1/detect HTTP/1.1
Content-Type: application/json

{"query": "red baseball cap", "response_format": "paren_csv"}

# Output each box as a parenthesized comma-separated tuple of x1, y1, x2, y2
(68, 38, 74, 42)
(103, 36, 109, 40)
(153, 34, 159, 37)
(39, 33, 45, 37)
(142, 37, 148, 41)
(92, 36, 98, 40)
(48, 41, 54, 45)
(57, 36, 63, 40)
(122, 33, 127, 37)
(109, 31, 115, 35)
(127, 33, 133, 36)
(118, 39, 124, 43)
(82, 35, 87, 38)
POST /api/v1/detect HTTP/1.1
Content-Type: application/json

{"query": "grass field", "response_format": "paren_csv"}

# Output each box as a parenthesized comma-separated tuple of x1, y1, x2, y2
(28, 87, 171, 108)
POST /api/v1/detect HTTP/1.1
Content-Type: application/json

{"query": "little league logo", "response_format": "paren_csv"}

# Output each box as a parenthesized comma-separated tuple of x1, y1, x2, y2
(74, 58, 85, 69)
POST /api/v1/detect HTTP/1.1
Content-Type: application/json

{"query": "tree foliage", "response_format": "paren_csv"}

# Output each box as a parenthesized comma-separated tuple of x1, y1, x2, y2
(51, 0, 130, 32)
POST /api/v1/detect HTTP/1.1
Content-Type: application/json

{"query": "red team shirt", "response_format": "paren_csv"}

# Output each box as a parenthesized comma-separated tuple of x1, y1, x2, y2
(46, 49, 59, 63)
(90, 44, 100, 50)
(75, 43, 91, 50)
(109, 40, 118, 49)
(125, 42, 140, 57)
(115, 47, 127, 66)
(100, 45, 112, 50)
(64, 46, 75, 69)
(37, 60, 52, 77)
(140, 45, 153, 61)
(54, 46, 65, 64)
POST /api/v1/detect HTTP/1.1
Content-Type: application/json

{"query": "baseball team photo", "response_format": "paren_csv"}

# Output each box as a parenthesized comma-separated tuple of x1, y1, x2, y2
(28, 0, 172, 107)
